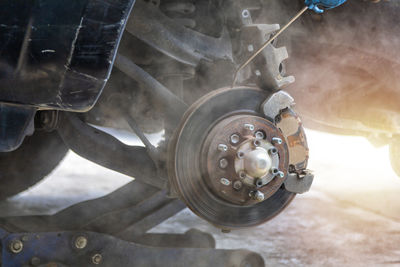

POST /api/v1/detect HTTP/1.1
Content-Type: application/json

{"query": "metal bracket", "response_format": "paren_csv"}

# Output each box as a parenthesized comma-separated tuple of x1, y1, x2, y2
(261, 91, 295, 121)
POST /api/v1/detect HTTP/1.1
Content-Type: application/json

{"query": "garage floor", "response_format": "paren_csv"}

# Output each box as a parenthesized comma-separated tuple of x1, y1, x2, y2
(1, 130, 400, 266)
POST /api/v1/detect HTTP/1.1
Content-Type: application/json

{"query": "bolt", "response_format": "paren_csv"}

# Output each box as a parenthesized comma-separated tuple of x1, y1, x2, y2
(30, 257, 41, 266)
(74, 236, 87, 249)
(244, 123, 255, 131)
(277, 171, 285, 178)
(253, 140, 261, 147)
(242, 9, 250, 18)
(255, 70, 261, 76)
(269, 148, 278, 155)
(239, 171, 246, 179)
(247, 44, 254, 52)
(233, 180, 243, 190)
(92, 254, 102, 265)
(9, 240, 23, 253)
(255, 131, 265, 139)
(220, 178, 231, 186)
(272, 137, 283, 145)
(219, 158, 228, 169)
(252, 191, 265, 202)
(218, 144, 228, 152)
(230, 134, 240, 144)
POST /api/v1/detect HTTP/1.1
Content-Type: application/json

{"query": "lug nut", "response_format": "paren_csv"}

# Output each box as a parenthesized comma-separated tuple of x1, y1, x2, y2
(74, 236, 87, 249)
(255, 131, 264, 139)
(244, 123, 255, 131)
(219, 158, 228, 169)
(272, 137, 283, 145)
(9, 240, 23, 254)
(218, 144, 228, 152)
(233, 180, 243, 190)
(230, 134, 240, 144)
(92, 253, 102, 265)
(220, 178, 231, 186)
(252, 191, 265, 202)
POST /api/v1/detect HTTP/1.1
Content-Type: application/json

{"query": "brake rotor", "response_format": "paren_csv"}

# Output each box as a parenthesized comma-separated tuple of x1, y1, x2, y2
(168, 87, 309, 229)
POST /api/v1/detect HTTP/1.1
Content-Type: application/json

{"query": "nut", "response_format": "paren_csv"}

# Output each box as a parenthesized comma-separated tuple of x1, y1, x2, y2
(9, 240, 23, 253)
(255, 131, 265, 139)
(230, 134, 240, 144)
(219, 158, 228, 169)
(253, 191, 265, 202)
(74, 236, 87, 249)
(92, 253, 102, 265)
(233, 181, 243, 190)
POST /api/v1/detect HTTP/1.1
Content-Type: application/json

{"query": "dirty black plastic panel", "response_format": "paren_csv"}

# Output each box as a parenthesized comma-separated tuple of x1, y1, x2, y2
(0, 0, 135, 111)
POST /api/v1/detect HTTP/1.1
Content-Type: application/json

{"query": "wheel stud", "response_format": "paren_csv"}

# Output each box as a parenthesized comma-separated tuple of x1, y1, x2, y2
(272, 137, 282, 145)
(219, 158, 228, 169)
(218, 144, 228, 152)
(244, 123, 255, 131)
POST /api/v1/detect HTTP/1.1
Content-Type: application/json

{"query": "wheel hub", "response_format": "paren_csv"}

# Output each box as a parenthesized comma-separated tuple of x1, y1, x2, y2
(202, 115, 288, 205)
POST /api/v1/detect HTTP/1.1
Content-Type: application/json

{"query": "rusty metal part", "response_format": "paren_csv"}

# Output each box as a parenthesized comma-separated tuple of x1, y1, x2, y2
(202, 115, 289, 205)
(262, 91, 295, 121)
(168, 87, 299, 229)
(284, 171, 314, 194)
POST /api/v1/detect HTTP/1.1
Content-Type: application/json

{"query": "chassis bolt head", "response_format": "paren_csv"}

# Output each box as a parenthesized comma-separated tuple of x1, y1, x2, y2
(74, 236, 87, 249)
(218, 144, 228, 152)
(230, 134, 240, 144)
(92, 253, 102, 265)
(272, 137, 283, 145)
(220, 178, 231, 186)
(255, 131, 265, 139)
(244, 123, 255, 131)
(233, 180, 243, 190)
(219, 158, 228, 169)
(9, 240, 23, 254)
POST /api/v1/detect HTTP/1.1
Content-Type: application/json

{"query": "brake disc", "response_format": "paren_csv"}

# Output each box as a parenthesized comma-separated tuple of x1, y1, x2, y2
(168, 87, 310, 229)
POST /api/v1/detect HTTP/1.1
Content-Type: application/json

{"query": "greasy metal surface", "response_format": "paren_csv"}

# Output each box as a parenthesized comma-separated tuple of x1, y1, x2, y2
(0, 0, 135, 111)
(0, 230, 264, 267)
(0, 104, 35, 152)
(202, 115, 289, 205)
(169, 87, 296, 229)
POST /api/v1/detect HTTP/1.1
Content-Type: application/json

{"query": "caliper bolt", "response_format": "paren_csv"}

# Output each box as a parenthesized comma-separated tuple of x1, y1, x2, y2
(255, 131, 265, 139)
(219, 158, 228, 169)
(244, 123, 255, 131)
(220, 178, 231, 186)
(252, 191, 265, 202)
(272, 137, 283, 145)
(9, 240, 23, 254)
(218, 144, 228, 152)
(92, 253, 102, 265)
(230, 134, 240, 144)
(233, 180, 243, 190)
(74, 236, 87, 249)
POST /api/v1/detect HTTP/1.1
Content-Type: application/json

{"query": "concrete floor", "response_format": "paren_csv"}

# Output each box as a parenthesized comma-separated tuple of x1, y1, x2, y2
(1, 129, 400, 266)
